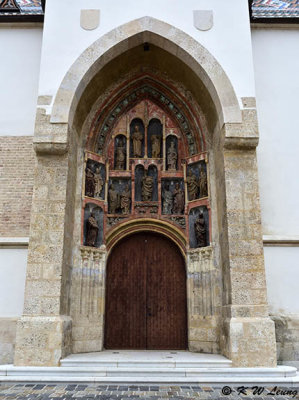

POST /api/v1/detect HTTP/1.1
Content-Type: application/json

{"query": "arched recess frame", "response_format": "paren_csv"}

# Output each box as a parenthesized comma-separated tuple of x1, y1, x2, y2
(15, 17, 277, 369)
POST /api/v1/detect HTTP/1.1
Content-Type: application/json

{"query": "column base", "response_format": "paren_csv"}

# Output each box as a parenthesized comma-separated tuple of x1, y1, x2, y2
(222, 317, 277, 367)
(14, 315, 72, 367)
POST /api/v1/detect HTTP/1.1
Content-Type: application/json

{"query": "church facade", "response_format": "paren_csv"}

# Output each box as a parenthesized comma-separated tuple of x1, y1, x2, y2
(0, 0, 298, 370)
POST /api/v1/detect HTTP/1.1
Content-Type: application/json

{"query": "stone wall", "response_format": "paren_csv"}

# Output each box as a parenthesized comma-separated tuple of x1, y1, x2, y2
(0, 318, 17, 364)
(0, 137, 35, 237)
(272, 314, 299, 368)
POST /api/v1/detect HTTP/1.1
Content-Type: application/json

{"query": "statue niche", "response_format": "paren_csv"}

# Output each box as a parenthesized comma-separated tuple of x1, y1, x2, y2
(162, 179, 185, 215)
(166, 136, 178, 171)
(189, 206, 209, 249)
(187, 161, 208, 201)
(83, 204, 103, 248)
(114, 135, 126, 170)
(148, 118, 162, 158)
(130, 119, 144, 158)
(85, 159, 105, 199)
(108, 179, 131, 214)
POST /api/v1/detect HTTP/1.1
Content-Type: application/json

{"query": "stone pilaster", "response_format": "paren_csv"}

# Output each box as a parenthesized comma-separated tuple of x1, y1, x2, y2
(14, 115, 76, 366)
(219, 117, 277, 367)
(70, 247, 106, 353)
(187, 247, 221, 353)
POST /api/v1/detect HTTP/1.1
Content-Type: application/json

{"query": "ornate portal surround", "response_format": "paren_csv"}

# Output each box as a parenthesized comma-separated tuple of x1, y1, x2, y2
(14, 17, 277, 368)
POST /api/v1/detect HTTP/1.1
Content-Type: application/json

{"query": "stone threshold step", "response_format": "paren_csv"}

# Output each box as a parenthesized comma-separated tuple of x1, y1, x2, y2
(0, 365, 297, 382)
(60, 360, 232, 368)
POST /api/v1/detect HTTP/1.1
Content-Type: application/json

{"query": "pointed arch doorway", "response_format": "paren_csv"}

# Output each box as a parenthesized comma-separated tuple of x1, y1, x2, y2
(104, 232, 188, 350)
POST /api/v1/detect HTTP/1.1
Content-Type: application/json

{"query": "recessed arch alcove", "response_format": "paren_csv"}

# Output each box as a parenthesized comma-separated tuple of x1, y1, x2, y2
(15, 17, 277, 368)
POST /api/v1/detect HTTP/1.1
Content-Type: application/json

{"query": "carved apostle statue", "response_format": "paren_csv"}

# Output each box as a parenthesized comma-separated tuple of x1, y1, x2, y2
(167, 140, 177, 171)
(108, 184, 119, 214)
(85, 212, 99, 247)
(199, 166, 208, 198)
(85, 167, 95, 197)
(186, 169, 198, 200)
(120, 184, 131, 214)
(162, 184, 173, 214)
(151, 134, 161, 158)
(132, 125, 143, 158)
(94, 167, 104, 198)
(173, 182, 185, 214)
(115, 138, 126, 170)
(142, 171, 154, 201)
(194, 211, 207, 248)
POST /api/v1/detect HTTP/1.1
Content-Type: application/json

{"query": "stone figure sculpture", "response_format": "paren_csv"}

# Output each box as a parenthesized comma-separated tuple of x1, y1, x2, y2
(85, 167, 95, 197)
(85, 212, 99, 247)
(94, 167, 104, 198)
(151, 134, 161, 158)
(132, 124, 143, 158)
(162, 184, 173, 214)
(167, 140, 177, 171)
(194, 211, 207, 248)
(142, 171, 154, 201)
(186, 169, 198, 200)
(173, 182, 185, 214)
(199, 166, 208, 198)
(115, 138, 126, 170)
(108, 184, 119, 214)
(120, 184, 131, 214)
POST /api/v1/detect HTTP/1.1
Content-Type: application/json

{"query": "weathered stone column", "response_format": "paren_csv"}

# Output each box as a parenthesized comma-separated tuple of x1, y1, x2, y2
(14, 110, 75, 366)
(219, 107, 277, 367)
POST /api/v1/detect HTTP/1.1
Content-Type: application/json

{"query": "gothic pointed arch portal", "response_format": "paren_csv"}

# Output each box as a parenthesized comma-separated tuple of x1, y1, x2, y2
(15, 17, 277, 368)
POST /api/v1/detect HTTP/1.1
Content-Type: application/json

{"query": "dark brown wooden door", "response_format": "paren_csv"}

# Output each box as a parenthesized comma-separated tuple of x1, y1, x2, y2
(104, 232, 187, 350)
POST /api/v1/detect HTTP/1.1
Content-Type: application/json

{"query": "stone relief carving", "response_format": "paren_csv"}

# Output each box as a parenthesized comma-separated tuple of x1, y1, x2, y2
(199, 163, 208, 198)
(84, 205, 103, 248)
(120, 184, 131, 214)
(194, 211, 207, 248)
(162, 183, 173, 214)
(108, 183, 119, 214)
(142, 171, 154, 201)
(151, 134, 161, 158)
(187, 169, 198, 201)
(135, 203, 158, 214)
(173, 182, 185, 214)
(85, 212, 99, 247)
(132, 124, 143, 158)
(169, 216, 186, 229)
(94, 167, 104, 198)
(167, 140, 178, 171)
(85, 167, 95, 198)
(115, 137, 126, 170)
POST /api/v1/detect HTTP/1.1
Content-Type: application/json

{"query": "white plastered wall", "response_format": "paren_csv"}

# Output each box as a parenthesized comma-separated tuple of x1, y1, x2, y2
(252, 28, 299, 315)
(39, 0, 255, 108)
(0, 25, 43, 136)
(0, 249, 27, 317)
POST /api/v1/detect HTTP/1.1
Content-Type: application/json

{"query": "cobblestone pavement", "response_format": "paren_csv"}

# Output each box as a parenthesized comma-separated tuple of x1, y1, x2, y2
(0, 384, 298, 399)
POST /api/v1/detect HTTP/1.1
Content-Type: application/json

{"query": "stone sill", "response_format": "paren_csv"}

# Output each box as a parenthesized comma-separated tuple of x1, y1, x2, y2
(0, 238, 29, 248)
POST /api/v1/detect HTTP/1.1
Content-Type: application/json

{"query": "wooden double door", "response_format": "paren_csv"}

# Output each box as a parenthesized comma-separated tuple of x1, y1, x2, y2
(105, 232, 187, 350)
